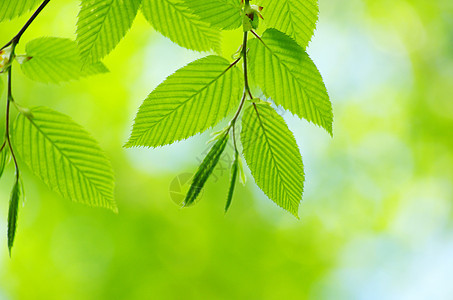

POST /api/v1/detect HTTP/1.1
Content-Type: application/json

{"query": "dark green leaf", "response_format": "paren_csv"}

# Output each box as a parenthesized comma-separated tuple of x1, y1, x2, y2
(225, 150, 239, 213)
(8, 175, 22, 256)
(0, 145, 10, 180)
(184, 133, 229, 207)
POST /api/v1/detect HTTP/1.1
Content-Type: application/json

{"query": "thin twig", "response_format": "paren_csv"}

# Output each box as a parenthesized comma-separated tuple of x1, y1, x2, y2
(1, 0, 51, 50)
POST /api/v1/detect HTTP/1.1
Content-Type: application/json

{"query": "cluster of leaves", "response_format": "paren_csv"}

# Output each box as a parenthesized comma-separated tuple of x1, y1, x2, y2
(0, 0, 332, 254)
(126, 0, 333, 217)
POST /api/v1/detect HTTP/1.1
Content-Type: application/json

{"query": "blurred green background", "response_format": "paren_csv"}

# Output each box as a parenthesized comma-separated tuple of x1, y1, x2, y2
(1, 0, 452, 299)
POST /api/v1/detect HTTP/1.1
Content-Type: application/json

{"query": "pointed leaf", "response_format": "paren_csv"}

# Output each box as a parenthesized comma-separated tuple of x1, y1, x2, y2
(258, 0, 319, 49)
(0, 0, 40, 22)
(12, 107, 117, 211)
(76, 0, 141, 64)
(141, 0, 221, 52)
(184, 133, 229, 206)
(241, 104, 304, 217)
(126, 55, 242, 148)
(20, 37, 108, 83)
(184, 0, 242, 30)
(225, 150, 239, 213)
(249, 29, 333, 134)
(8, 175, 22, 256)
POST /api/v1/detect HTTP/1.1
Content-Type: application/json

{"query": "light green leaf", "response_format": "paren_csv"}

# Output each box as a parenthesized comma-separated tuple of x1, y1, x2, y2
(12, 107, 117, 211)
(0, 0, 41, 22)
(76, 0, 141, 64)
(184, 133, 229, 207)
(141, 0, 221, 52)
(225, 150, 239, 213)
(126, 55, 242, 148)
(8, 175, 22, 256)
(19, 37, 108, 83)
(249, 29, 333, 134)
(184, 0, 242, 30)
(258, 0, 318, 49)
(0, 145, 10, 180)
(241, 104, 304, 217)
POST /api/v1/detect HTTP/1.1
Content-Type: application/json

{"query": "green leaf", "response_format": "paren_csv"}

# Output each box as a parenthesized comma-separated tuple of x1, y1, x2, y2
(141, 0, 221, 52)
(241, 104, 304, 217)
(183, 0, 242, 30)
(184, 132, 229, 206)
(19, 37, 109, 83)
(12, 107, 117, 211)
(126, 55, 242, 148)
(76, 0, 141, 64)
(258, 0, 319, 49)
(0, 0, 41, 22)
(0, 145, 10, 180)
(249, 29, 333, 135)
(8, 175, 22, 256)
(225, 150, 239, 213)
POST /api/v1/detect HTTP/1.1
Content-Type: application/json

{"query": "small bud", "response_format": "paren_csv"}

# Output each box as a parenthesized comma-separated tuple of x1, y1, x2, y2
(15, 55, 32, 64)
(0, 45, 14, 73)
(243, 4, 264, 31)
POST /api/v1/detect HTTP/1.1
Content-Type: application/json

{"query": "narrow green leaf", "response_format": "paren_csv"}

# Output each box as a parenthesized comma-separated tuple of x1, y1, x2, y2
(237, 154, 246, 185)
(126, 55, 242, 148)
(0, 0, 41, 22)
(8, 175, 22, 256)
(19, 37, 108, 83)
(184, 133, 229, 206)
(249, 29, 333, 135)
(225, 150, 239, 213)
(184, 0, 242, 30)
(0, 145, 10, 180)
(141, 0, 221, 52)
(258, 0, 319, 49)
(12, 107, 117, 211)
(76, 0, 141, 64)
(241, 104, 304, 217)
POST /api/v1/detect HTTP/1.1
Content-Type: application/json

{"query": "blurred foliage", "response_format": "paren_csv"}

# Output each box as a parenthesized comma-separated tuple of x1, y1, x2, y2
(0, 0, 452, 299)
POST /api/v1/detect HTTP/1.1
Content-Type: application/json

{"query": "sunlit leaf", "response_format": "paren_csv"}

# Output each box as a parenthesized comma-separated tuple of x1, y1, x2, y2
(184, 0, 242, 30)
(13, 107, 117, 211)
(126, 55, 242, 148)
(258, 0, 319, 49)
(141, 0, 221, 52)
(249, 29, 333, 134)
(0, 0, 41, 22)
(241, 103, 304, 217)
(76, 0, 141, 64)
(20, 37, 108, 83)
